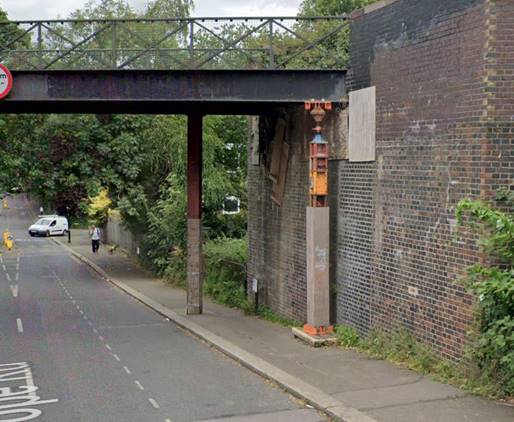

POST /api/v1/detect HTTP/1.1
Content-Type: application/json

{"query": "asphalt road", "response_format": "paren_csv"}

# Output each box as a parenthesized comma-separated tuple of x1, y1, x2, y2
(0, 195, 325, 422)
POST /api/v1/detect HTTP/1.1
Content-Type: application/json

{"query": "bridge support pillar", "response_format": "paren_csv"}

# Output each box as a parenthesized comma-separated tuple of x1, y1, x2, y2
(187, 113, 203, 315)
(293, 101, 337, 346)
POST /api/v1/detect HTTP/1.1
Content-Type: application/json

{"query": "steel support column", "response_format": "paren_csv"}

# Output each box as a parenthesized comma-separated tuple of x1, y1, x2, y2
(187, 113, 203, 315)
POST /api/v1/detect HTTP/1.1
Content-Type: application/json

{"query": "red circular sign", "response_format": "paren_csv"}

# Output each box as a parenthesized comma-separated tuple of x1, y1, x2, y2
(0, 64, 13, 100)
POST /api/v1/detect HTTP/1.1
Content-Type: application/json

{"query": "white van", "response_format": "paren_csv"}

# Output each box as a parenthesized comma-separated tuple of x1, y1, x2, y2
(28, 215, 69, 237)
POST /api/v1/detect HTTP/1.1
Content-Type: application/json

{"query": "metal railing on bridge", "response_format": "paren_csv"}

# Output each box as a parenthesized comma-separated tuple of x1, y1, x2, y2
(0, 16, 348, 71)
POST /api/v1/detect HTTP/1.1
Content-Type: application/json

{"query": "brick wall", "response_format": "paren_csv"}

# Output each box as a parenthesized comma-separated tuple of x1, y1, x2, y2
(341, 0, 514, 358)
(247, 109, 309, 322)
(248, 108, 346, 322)
(247, 0, 513, 358)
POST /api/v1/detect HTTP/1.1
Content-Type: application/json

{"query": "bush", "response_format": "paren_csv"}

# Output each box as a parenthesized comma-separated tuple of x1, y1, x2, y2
(457, 192, 514, 397)
(203, 236, 248, 309)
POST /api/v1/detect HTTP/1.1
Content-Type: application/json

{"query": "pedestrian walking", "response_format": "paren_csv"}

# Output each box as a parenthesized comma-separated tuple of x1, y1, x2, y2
(39, 206, 44, 215)
(90, 224, 101, 253)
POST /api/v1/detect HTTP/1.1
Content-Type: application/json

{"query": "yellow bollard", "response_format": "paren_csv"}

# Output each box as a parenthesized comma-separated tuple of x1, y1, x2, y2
(2, 199, 8, 209)
(3, 231, 14, 251)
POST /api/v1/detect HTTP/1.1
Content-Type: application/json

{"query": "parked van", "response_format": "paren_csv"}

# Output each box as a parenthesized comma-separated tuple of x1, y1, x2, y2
(28, 215, 69, 237)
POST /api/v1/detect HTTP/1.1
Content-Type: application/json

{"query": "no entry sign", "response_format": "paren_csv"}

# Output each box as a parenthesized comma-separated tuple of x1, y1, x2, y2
(0, 64, 13, 100)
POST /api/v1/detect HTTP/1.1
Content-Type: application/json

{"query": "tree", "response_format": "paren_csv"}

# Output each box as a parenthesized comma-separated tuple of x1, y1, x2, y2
(281, 0, 379, 68)
(0, 0, 247, 286)
(0, 6, 32, 68)
(144, 0, 193, 19)
(299, 0, 378, 16)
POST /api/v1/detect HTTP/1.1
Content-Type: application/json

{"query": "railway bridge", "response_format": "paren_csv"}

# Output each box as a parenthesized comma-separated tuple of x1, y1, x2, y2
(0, 16, 347, 336)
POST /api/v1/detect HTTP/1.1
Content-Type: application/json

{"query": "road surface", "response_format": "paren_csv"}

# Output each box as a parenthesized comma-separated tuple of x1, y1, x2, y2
(0, 195, 325, 422)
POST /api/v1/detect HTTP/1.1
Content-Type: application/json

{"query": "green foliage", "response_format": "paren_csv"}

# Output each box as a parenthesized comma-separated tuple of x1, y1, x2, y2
(87, 188, 112, 226)
(201, 237, 303, 326)
(289, 0, 379, 68)
(133, 114, 248, 278)
(364, 329, 439, 373)
(203, 236, 248, 309)
(334, 324, 500, 396)
(299, 0, 378, 16)
(41, 0, 193, 69)
(457, 192, 514, 397)
(456, 198, 514, 263)
(335, 324, 361, 347)
(0, 6, 30, 55)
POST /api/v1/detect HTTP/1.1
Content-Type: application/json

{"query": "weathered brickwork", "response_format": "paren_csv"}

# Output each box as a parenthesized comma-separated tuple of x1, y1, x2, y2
(247, 0, 513, 358)
(247, 109, 309, 322)
(341, 0, 514, 358)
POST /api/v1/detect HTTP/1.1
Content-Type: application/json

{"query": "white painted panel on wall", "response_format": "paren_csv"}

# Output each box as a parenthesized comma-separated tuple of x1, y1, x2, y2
(349, 86, 376, 162)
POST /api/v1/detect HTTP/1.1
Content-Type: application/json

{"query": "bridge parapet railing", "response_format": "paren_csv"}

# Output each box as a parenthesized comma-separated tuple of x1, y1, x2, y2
(0, 16, 348, 71)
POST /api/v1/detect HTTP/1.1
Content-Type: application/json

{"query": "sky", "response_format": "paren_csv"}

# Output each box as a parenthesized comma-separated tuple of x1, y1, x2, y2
(1, 0, 304, 20)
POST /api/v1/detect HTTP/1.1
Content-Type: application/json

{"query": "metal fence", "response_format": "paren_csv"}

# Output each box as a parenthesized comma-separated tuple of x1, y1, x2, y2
(0, 16, 349, 71)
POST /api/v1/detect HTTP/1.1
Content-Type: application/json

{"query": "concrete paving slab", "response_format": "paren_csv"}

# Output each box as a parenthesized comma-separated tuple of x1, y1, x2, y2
(366, 396, 514, 422)
(333, 378, 466, 410)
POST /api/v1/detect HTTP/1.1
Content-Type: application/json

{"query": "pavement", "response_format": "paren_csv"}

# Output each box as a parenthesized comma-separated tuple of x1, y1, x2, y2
(0, 195, 325, 422)
(54, 225, 514, 422)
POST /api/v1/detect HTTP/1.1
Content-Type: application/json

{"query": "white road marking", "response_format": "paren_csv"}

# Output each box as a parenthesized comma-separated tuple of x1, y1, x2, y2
(165, 419, 173, 422)
(16, 263, 19, 271)
(24, 361, 38, 399)
(135, 380, 144, 391)
(2, 264, 6, 271)
(99, 335, 105, 341)
(113, 354, 120, 361)
(105, 344, 112, 351)
(92, 328, 98, 334)
(15, 272, 19, 281)
(17, 256, 20, 263)
(123, 366, 131, 375)
(88, 321, 93, 327)
(148, 398, 160, 409)
(0, 362, 59, 408)
(16, 318, 24, 333)
(10, 284, 18, 298)
(76, 305, 80, 310)
(79, 310, 84, 315)
(6, 273, 11, 282)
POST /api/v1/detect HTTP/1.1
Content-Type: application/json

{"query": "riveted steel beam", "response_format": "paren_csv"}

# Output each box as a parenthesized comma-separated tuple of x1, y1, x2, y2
(0, 69, 346, 115)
